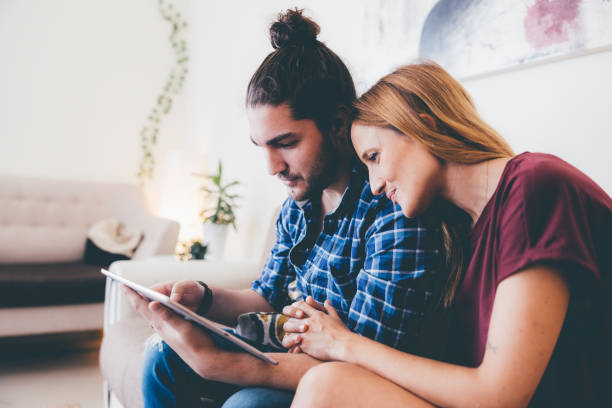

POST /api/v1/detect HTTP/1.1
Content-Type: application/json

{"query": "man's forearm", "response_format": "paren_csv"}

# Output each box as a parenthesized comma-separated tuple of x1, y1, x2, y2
(194, 349, 320, 390)
(205, 287, 275, 326)
(148, 297, 316, 391)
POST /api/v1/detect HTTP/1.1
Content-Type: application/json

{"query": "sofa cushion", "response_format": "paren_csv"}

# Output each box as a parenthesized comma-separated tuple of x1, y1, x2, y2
(0, 175, 151, 263)
(0, 262, 106, 307)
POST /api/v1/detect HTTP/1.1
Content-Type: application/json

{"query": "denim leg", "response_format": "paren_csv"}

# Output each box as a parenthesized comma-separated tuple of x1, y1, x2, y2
(221, 387, 294, 408)
(141, 335, 239, 408)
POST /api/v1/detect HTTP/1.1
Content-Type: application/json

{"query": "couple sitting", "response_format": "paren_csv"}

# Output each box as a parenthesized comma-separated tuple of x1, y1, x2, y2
(123, 9, 612, 408)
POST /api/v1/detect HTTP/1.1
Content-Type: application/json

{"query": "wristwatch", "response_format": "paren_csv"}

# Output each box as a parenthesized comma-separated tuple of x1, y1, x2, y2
(196, 281, 213, 316)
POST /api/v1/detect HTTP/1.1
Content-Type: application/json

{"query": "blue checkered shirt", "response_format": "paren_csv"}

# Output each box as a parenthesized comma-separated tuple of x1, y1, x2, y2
(252, 167, 441, 351)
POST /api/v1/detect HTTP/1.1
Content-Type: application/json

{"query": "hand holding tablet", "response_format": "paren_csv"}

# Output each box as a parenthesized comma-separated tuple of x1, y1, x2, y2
(101, 268, 278, 365)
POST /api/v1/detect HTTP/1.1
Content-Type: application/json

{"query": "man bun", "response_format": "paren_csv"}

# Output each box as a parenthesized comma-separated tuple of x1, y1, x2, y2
(270, 8, 320, 49)
(247, 7, 355, 139)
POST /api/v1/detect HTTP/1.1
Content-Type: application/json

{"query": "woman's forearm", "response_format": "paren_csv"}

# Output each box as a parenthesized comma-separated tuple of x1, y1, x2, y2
(340, 334, 485, 408)
(338, 266, 570, 408)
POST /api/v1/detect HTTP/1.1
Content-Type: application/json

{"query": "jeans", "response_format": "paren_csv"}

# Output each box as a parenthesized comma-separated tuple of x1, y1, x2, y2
(141, 333, 294, 408)
(222, 387, 295, 408)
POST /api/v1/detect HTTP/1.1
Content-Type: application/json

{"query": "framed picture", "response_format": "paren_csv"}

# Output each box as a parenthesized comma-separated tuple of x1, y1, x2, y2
(358, 0, 612, 82)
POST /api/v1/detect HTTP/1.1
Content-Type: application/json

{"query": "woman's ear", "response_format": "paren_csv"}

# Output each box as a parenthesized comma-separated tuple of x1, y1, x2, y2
(329, 104, 352, 151)
(418, 113, 437, 131)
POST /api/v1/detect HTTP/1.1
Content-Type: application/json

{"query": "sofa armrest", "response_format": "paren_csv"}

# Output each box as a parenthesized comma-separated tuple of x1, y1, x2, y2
(103, 259, 261, 329)
(131, 214, 180, 259)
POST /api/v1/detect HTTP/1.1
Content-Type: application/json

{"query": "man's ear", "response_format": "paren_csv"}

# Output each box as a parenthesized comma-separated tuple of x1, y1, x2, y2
(329, 104, 352, 151)
(418, 113, 437, 131)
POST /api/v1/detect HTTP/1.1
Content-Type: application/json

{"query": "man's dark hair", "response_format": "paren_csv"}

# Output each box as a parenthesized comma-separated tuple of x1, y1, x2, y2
(246, 8, 357, 136)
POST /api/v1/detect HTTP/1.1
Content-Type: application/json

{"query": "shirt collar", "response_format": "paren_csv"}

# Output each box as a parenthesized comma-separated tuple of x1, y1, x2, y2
(331, 165, 368, 217)
(295, 163, 368, 218)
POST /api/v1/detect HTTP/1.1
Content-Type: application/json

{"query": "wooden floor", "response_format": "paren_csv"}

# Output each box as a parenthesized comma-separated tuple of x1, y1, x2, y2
(0, 330, 104, 408)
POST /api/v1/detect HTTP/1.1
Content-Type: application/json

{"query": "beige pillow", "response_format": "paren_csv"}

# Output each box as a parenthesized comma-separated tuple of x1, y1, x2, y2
(87, 218, 143, 258)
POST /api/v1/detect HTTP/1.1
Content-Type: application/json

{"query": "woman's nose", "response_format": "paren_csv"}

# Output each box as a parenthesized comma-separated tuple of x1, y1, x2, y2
(369, 174, 386, 196)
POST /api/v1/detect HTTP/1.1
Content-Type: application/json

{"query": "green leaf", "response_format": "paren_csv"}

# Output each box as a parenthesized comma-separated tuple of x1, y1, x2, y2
(224, 180, 240, 188)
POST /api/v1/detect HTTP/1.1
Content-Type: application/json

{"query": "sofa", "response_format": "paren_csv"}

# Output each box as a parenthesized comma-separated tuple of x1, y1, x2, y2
(99, 208, 278, 408)
(0, 174, 180, 338)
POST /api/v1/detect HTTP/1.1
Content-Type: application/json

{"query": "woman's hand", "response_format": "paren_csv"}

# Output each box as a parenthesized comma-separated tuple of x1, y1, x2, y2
(282, 298, 355, 361)
(282, 295, 326, 319)
(282, 296, 325, 353)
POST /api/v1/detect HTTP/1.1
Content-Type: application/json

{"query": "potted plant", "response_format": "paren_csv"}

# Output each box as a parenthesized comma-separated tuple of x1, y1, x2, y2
(176, 238, 207, 261)
(193, 161, 241, 259)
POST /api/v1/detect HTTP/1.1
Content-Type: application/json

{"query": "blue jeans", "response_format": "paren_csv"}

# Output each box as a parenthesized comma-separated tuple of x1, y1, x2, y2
(141, 334, 294, 408)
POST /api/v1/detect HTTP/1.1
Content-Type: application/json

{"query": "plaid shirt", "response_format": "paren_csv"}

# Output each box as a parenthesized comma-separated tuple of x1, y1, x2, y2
(252, 167, 441, 351)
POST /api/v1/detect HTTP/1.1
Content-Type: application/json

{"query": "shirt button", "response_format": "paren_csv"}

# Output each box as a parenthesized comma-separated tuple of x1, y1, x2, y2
(324, 219, 336, 232)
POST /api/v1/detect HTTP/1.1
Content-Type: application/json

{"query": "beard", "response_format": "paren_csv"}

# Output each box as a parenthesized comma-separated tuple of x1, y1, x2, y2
(281, 138, 342, 202)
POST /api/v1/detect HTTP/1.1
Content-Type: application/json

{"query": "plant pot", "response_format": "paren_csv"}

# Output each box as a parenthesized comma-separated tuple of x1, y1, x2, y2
(202, 222, 229, 260)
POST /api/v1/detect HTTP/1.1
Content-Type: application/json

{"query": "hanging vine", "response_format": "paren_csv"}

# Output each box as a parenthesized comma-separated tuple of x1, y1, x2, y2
(137, 0, 189, 182)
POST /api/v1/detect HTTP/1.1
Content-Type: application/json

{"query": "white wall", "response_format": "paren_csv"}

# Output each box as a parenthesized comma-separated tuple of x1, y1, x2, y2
(464, 50, 612, 195)
(2, 1, 610, 260)
(0, 0, 189, 186)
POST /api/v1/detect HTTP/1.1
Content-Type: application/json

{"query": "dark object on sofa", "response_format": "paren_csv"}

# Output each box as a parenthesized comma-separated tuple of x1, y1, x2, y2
(84, 239, 130, 267)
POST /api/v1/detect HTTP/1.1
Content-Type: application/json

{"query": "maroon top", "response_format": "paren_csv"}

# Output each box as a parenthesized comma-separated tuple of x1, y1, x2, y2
(450, 152, 611, 407)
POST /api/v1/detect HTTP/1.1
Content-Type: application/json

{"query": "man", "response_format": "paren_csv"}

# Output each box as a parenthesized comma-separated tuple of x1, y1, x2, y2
(124, 9, 442, 408)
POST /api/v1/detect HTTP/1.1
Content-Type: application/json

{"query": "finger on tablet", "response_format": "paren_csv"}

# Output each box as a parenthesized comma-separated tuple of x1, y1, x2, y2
(150, 281, 175, 296)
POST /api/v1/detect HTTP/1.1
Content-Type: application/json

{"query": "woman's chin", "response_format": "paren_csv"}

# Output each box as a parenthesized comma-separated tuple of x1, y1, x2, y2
(400, 206, 418, 219)
(399, 201, 427, 219)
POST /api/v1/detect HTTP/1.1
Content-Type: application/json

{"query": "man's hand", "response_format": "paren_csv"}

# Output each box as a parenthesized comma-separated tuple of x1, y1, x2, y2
(147, 300, 218, 370)
(149, 280, 206, 313)
(121, 282, 205, 326)
(122, 285, 221, 377)
(282, 299, 355, 362)
(122, 286, 326, 388)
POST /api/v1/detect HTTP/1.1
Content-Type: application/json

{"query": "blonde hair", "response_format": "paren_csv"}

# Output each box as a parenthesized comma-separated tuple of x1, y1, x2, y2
(354, 61, 514, 308)
(354, 61, 513, 163)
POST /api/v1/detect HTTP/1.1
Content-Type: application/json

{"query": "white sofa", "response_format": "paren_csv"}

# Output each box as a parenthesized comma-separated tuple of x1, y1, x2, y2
(99, 208, 278, 408)
(0, 174, 180, 337)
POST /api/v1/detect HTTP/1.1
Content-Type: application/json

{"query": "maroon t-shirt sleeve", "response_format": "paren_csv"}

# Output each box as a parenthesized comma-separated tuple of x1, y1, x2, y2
(495, 157, 602, 286)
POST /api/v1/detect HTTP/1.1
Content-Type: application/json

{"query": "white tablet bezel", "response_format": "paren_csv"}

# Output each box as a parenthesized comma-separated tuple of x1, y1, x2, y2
(101, 268, 278, 365)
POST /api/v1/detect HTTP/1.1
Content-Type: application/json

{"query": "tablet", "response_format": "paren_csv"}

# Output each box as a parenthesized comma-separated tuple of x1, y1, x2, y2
(101, 268, 278, 365)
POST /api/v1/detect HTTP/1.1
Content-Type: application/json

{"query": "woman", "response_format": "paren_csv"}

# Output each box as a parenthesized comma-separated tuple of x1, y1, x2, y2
(282, 62, 612, 407)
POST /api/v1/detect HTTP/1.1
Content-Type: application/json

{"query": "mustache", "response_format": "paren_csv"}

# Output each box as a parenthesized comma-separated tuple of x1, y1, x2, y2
(278, 170, 301, 182)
